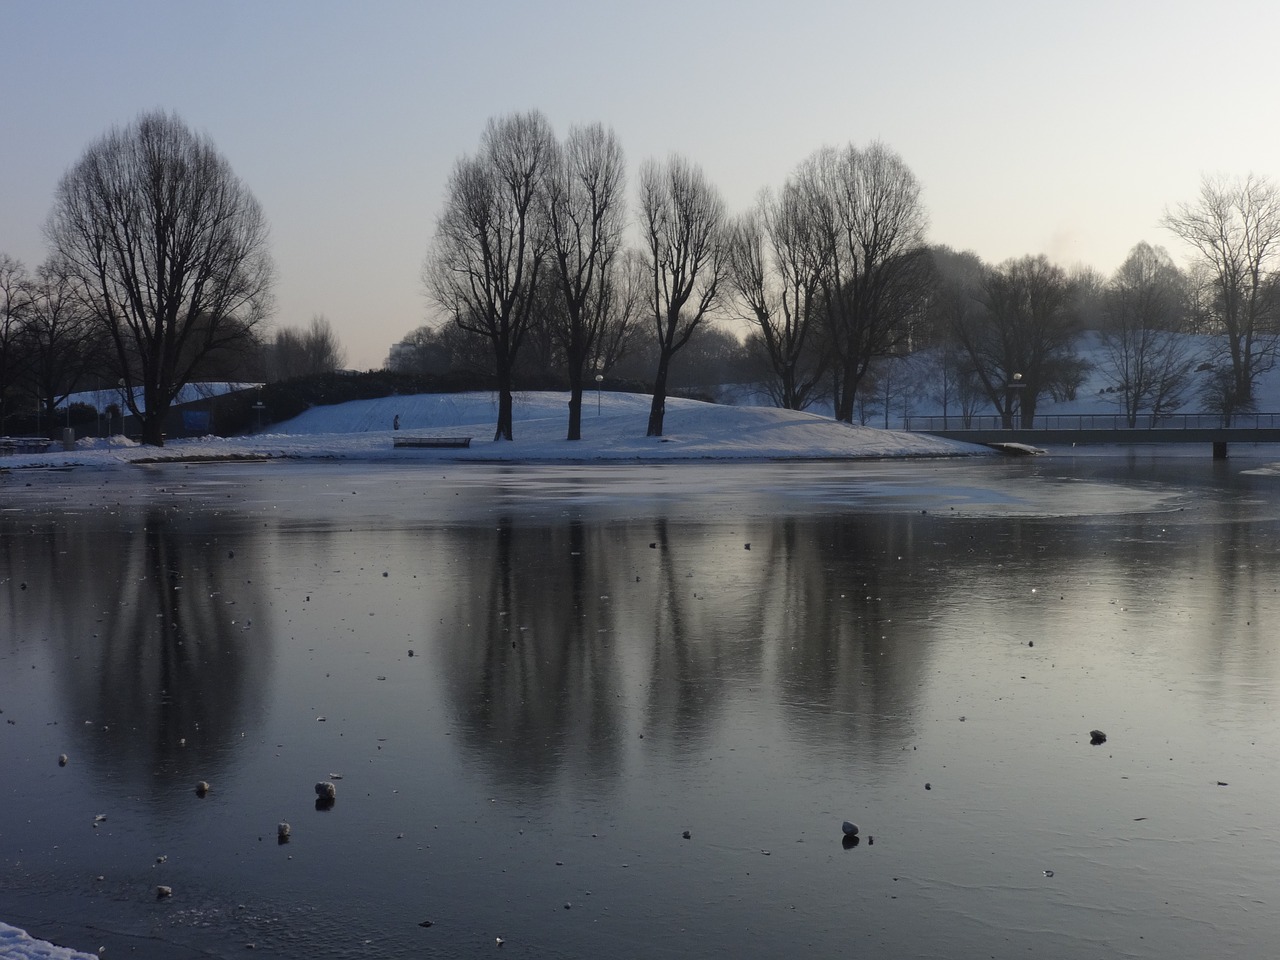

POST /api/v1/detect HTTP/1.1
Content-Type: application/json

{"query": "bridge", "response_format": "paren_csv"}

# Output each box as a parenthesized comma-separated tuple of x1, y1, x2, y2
(905, 412, 1280, 459)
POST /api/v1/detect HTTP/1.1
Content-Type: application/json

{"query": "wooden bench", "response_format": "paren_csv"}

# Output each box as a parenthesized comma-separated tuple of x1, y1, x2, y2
(393, 436, 472, 449)
(0, 437, 53, 455)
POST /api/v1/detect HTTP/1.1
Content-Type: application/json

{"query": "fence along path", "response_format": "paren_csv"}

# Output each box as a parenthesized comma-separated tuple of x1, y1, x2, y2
(905, 412, 1280, 459)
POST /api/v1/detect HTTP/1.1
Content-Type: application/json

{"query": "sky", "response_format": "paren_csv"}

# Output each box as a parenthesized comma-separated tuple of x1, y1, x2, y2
(3, 0, 1278, 371)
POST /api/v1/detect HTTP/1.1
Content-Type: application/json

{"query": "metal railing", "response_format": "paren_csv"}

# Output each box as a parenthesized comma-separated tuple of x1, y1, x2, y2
(903, 412, 1280, 432)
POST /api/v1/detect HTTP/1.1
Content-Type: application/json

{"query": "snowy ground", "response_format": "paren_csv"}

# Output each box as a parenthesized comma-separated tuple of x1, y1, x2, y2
(725, 331, 1280, 421)
(0, 923, 95, 960)
(1, 391, 985, 469)
(14, 331, 1280, 470)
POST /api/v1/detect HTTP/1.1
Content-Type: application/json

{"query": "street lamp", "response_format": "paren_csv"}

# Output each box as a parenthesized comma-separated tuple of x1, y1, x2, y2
(595, 373, 604, 415)
(1006, 372, 1025, 428)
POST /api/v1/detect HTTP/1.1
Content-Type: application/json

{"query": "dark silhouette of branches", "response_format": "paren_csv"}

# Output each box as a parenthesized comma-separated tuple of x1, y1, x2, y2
(425, 111, 557, 441)
(638, 156, 727, 437)
(47, 111, 274, 446)
(545, 123, 627, 439)
(1163, 174, 1280, 409)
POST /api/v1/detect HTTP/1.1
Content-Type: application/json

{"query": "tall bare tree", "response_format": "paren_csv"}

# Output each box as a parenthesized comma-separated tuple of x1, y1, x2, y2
(1099, 242, 1196, 426)
(46, 111, 274, 446)
(798, 143, 930, 423)
(726, 182, 828, 410)
(638, 156, 728, 437)
(952, 255, 1084, 427)
(1163, 174, 1280, 410)
(425, 111, 556, 441)
(545, 123, 627, 439)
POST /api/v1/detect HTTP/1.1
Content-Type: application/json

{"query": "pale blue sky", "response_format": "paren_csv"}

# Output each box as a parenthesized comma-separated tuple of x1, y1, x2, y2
(2, 0, 1277, 369)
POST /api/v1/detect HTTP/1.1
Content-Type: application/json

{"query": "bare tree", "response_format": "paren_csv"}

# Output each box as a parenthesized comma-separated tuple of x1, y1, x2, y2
(638, 156, 728, 437)
(19, 257, 102, 433)
(726, 182, 828, 410)
(304, 314, 347, 373)
(523, 276, 569, 382)
(268, 315, 347, 381)
(1099, 242, 1196, 426)
(798, 143, 930, 423)
(46, 111, 274, 446)
(0, 254, 33, 430)
(868, 353, 925, 429)
(389, 322, 493, 378)
(425, 111, 556, 441)
(952, 255, 1084, 427)
(269, 327, 306, 381)
(666, 324, 753, 394)
(1163, 174, 1280, 411)
(1198, 363, 1255, 423)
(924, 247, 986, 426)
(1182, 262, 1219, 334)
(950, 347, 989, 427)
(591, 248, 645, 376)
(544, 123, 627, 440)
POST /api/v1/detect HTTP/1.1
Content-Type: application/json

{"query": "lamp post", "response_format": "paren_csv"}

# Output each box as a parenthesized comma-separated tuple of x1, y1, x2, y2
(595, 373, 604, 415)
(1006, 372, 1024, 429)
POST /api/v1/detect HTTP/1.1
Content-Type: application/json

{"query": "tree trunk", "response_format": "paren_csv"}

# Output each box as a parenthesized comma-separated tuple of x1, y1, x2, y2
(567, 391, 584, 441)
(834, 391, 853, 424)
(1235, 366, 1253, 406)
(1020, 396, 1037, 429)
(140, 381, 166, 446)
(42, 399, 58, 440)
(492, 343, 516, 441)
(142, 413, 165, 446)
(566, 361, 584, 441)
(647, 352, 672, 437)
(494, 387, 514, 441)
(781, 364, 798, 411)
(833, 353, 859, 423)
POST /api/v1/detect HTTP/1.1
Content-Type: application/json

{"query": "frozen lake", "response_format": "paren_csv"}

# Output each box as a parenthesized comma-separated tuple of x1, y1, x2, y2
(2, 456, 1279, 958)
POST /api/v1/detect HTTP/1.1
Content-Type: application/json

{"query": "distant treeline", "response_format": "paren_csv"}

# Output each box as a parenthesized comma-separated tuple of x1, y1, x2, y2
(3, 108, 1277, 444)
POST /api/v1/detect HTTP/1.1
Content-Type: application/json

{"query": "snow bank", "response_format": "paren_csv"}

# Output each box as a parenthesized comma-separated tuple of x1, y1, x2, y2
(0, 923, 96, 960)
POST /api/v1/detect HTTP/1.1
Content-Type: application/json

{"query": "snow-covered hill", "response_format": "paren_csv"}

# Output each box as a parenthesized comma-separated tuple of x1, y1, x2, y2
(3, 392, 984, 469)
